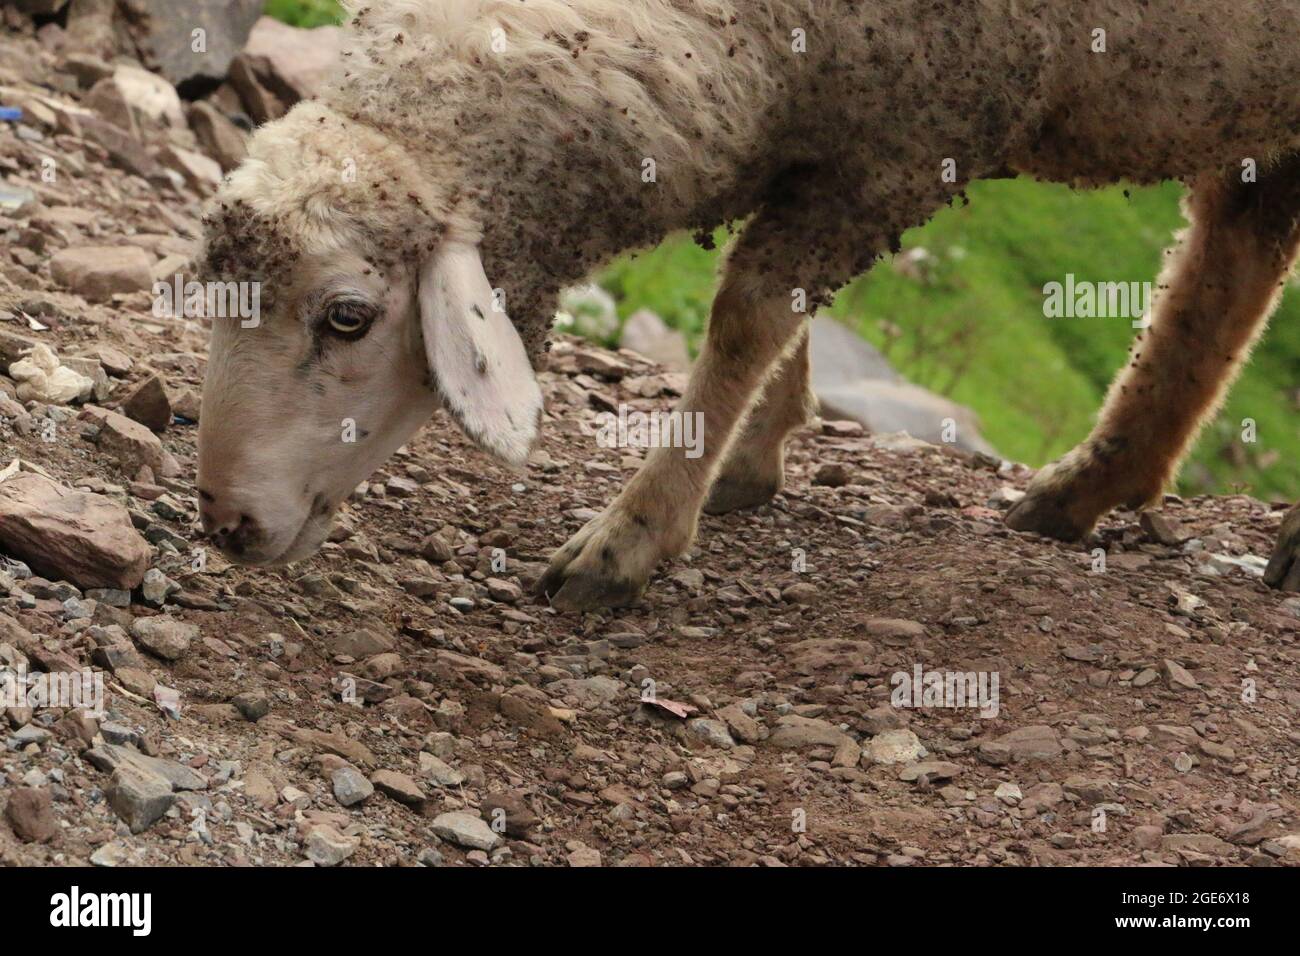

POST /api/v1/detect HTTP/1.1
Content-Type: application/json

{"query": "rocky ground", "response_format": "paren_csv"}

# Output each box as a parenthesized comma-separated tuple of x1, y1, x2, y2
(3, 6, 1300, 869)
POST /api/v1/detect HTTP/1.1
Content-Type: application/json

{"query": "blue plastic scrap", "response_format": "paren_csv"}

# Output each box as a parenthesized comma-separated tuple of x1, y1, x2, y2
(0, 106, 22, 122)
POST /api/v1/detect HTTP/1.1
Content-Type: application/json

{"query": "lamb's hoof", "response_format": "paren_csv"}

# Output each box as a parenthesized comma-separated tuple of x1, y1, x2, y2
(537, 507, 662, 612)
(702, 473, 781, 516)
(1005, 484, 1091, 542)
(1264, 505, 1300, 591)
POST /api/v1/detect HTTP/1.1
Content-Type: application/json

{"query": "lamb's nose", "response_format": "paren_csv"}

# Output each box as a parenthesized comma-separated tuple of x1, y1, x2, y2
(198, 489, 259, 557)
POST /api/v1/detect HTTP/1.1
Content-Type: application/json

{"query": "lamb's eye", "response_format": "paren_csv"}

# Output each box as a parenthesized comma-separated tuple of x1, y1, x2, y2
(322, 303, 374, 339)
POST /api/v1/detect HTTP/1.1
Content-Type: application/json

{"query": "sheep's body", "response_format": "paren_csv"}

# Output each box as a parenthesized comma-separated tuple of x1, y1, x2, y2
(200, 0, 1300, 608)
(323, 0, 1300, 354)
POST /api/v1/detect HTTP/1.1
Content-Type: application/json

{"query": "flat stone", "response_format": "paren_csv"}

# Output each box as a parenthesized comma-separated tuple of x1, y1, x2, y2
(50, 246, 153, 302)
(0, 473, 150, 590)
(1163, 658, 1201, 692)
(993, 725, 1063, 762)
(767, 714, 850, 750)
(85, 743, 208, 791)
(370, 769, 426, 806)
(431, 811, 501, 851)
(899, 760, 961, 783)
(418, 752, 466, 787)
(686, 718, 735, 749)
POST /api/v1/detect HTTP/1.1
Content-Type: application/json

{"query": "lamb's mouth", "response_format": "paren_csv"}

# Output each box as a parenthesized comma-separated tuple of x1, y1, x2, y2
(232, 495, 337, 567)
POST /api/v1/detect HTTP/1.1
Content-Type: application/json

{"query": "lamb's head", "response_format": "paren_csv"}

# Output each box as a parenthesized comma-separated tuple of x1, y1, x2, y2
(196, 103, 542, 566)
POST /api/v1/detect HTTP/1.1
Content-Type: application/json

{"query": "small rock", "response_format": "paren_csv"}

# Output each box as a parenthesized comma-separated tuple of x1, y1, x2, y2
(5, 787, 57, 843)
(1140, 510, 1187, 546)
(1163, 658, 1201, 692)
(122, 375, 171, 432)
(370, 769, 426, 806)
(418, 752, 466, 787)
(303, 824, 357, 866)
(106, 764, 174, 834)
(130, 616, 196, 661)
(232, 692, 270, 721)
(867, 729, 927, 765)
(331, 766, 374, 807)
(567, 844, 602, 867)
(432, 811, 501, 851)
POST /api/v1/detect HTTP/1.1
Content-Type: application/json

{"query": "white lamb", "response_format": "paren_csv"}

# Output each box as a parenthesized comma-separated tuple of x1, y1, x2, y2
(196, 0, 1300, 608)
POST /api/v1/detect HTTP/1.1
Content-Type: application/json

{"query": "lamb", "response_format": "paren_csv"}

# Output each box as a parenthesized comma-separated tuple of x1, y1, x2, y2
(196, 0, 1300, 610)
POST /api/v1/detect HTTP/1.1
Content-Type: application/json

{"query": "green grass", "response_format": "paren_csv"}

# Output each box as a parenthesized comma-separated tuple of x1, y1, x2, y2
(265, 0, 345, 28)
(595, 182, 1300, 501)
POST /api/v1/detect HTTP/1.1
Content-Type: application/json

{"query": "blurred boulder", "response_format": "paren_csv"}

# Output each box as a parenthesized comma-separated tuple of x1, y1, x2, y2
(809, 314, 900, 388)
(241, 15, 342, 104)
(187, 100, 247, 171)
(810, 316, 996, 456)
(50, 246, 153, 302)
(619, 309, 689, 369)
(14, 0, 71, 16)
(123, 0, 263, 91)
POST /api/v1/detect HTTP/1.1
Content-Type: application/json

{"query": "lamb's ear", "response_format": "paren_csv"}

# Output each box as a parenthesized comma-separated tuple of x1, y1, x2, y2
(417, 242, 542, 466)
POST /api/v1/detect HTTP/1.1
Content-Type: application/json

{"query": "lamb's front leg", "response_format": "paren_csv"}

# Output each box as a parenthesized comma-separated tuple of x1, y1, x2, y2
(540, 265, 804, 611)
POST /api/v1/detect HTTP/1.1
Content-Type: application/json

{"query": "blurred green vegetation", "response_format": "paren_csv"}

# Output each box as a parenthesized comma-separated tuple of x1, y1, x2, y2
(597, 182, 1300, 501)
(265, 1, 1299, 499)
(266, 0, 345, 28)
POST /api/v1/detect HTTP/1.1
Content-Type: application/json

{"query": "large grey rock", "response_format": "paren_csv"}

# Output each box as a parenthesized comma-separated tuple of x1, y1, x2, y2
(85, 743, 209, 791)
(810, 316, 997, 456)
(818, 380, 996, 456)
(809, 315, 901, 388)
(619, 309, 690, 369)
(331, 766, 373, 807)
(125, 0, 264, 90)
(0, 473, 150, 590)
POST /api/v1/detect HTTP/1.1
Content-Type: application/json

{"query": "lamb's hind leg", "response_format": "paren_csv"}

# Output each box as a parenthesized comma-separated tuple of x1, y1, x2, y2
(1007, 161, 1300, 542)
(539, 221, 812, 611)
(703, 330, 813, 515)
